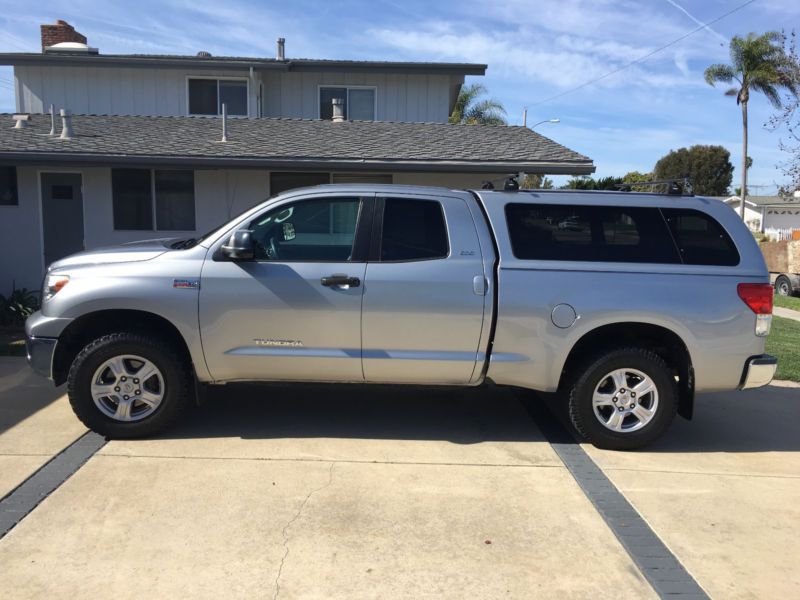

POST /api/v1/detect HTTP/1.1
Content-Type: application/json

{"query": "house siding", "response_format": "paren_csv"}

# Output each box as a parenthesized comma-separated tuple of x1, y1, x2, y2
(260, 71, 459, 122)
(0, 166, 497, 291)
(14, 66, 258, 117)
(14, 66, 462, 123)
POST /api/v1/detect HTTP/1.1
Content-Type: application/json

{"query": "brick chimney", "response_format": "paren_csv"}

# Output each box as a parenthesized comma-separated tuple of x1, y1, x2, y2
(40, 20, 87, 52)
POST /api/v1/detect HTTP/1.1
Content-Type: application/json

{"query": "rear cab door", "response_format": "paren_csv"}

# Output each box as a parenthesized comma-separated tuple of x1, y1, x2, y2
(361, 191, 492, 384)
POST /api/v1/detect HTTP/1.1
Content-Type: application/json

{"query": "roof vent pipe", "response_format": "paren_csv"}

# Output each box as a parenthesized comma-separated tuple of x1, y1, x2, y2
(277, 37, 285, 60)
(331, 98, 345, 122)
(221, 103, 228, 142)
(12, 114, 31, 128)
(48, 104, 56, 136)
(59, 109, 72, 139)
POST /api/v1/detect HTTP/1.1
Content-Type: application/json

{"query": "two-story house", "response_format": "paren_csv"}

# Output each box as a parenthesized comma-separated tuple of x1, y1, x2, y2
(0, 20, 594, 290)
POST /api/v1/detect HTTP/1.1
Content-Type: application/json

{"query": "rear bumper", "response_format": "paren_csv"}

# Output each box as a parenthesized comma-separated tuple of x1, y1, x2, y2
(739, 354, 778, 390)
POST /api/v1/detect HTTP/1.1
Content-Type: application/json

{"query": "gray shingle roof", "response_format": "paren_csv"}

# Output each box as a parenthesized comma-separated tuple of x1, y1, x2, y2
(0, 114, 595, 174)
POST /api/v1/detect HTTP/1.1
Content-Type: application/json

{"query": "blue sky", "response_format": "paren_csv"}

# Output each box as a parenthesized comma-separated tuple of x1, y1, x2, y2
(0, 0, 798, 192)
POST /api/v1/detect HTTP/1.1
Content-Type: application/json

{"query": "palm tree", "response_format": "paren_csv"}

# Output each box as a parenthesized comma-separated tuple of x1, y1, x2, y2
(449, 83, 507, 125)
(705, 32, 798, 218)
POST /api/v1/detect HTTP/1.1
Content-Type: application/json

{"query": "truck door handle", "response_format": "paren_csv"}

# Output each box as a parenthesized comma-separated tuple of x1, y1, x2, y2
(321, 274, 361, 288)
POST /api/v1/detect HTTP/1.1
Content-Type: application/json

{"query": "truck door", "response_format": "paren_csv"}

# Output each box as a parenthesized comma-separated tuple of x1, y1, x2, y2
(361, 193, 488, 384)
(199, 194, 372, 382)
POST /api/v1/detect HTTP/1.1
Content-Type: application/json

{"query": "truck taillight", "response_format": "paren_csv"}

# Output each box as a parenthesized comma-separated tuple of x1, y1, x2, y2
(737, 283, 773, 337)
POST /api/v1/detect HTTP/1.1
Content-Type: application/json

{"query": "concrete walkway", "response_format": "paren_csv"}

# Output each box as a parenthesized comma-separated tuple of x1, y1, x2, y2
(774, 305, 800, 322)
(1, 356, 799, 598)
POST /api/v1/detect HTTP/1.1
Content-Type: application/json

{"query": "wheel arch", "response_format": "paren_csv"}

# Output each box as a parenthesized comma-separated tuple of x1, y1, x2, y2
(558, 322, 695, 420)
(52, 309, 194, 386)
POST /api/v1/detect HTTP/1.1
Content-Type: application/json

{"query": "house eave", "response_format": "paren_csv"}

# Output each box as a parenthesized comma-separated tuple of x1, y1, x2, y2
(0, 53, 487, 75)
(0, 152, 594, 174)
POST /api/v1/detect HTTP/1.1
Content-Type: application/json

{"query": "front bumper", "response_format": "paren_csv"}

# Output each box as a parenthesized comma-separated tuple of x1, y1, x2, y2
(739, 354, 778, 390)
(25, 335, 58, 379)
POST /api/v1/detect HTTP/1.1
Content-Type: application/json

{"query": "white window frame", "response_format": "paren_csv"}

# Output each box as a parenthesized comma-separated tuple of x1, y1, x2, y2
(112, 168, 196, 232)
(317, 85, 377, 120)
(186, 76, 250, 117)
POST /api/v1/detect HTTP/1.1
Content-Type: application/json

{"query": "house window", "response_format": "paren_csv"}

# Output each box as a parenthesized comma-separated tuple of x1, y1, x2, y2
(319, 86, 376, 120)
(0, 166, 18, 206)
(188, 78, 248, 116)
(112, 168, 195, 231)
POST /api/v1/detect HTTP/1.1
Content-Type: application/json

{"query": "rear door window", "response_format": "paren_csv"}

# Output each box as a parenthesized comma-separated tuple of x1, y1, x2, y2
(661, 208, 739, 266)
(379, 198, 449, 261)
(505, 203, 680, 263)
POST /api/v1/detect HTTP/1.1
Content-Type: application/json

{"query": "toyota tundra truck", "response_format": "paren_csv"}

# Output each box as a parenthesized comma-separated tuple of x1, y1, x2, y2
(25, 184, 777, 449)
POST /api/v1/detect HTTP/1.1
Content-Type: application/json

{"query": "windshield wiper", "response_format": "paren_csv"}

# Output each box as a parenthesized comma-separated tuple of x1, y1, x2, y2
(171, 238, 197, 250)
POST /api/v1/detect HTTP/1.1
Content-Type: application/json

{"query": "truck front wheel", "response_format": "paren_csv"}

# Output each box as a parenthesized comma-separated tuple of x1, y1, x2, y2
(67, 332, 192, 438)
(775, 275, 793, 297)
(567, 348, 678, 450)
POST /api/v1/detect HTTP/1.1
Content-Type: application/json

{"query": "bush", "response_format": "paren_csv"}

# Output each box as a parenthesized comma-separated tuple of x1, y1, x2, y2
(0, 285, 40, 327)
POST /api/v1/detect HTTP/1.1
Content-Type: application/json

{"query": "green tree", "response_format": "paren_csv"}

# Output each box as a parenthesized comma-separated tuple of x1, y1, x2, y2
(653, 145, 734, 196)
(705, 32, 799, 217)
(519, 173, 554, 189)
(449, 83, 507, 125)
(622, 170, 654, 192)
(561, 176, 622, 190)
(767, 31, 800, 197)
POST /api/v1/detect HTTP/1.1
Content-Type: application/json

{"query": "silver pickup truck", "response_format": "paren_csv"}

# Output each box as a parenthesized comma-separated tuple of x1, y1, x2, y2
(26, 184, 777, 449)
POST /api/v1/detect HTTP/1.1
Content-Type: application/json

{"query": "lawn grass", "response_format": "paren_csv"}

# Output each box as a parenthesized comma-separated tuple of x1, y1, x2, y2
(766, 316, 800, 382)
(774, 293, 800, 312)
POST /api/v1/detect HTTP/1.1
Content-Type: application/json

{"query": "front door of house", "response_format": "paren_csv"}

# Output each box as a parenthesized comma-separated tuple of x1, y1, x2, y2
(41, 173, 84, 268)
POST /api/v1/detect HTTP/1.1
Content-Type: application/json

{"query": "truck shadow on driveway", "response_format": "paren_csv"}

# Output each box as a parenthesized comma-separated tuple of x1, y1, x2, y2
(163, 383, 547, 445)
(154, 381, 800, 453)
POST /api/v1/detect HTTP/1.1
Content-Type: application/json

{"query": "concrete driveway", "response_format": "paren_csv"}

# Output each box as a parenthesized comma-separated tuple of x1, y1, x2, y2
(0, 355, 797, 599)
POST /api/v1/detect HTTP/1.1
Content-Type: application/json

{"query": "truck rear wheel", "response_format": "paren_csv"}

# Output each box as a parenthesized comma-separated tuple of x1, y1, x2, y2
(775, 275, 793, 297)
(67, 332, 191, 438)
(567, 348, 677, 450)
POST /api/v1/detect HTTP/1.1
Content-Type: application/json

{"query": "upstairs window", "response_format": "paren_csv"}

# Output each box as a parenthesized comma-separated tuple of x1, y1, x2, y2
(319, 86, 376, 121)
(188, 78, 248, 116)
(112, 168, 196, 231)
(0, 166, 18, 206)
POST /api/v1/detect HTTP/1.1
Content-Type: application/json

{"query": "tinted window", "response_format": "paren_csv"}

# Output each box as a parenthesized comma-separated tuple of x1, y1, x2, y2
(218, 81, 247, 116)
(155, 170, 195, 231)
(662, 208, 739, 266)
(505, 203, 680, 263)
(348, 88, 375, 120)
(112, 169, 153, 230)
(189, 79, 247, 116)
(188, 79, 217, 115)
(249, 197, 360, 262)
(319, 87, 376, 120)
(381, 198, 448, 261)
(320, 87, 347, 120)
(0, 166, 18, 205)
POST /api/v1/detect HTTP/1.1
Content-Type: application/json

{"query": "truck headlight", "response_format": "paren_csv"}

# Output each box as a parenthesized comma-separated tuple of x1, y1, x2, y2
(43, 274, 70, 301)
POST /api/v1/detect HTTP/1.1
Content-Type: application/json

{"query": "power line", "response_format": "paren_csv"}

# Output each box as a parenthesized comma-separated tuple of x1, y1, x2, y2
(528, 0, 756, 108)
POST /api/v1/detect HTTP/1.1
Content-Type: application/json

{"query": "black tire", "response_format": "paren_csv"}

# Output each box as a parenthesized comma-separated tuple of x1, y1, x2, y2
(775, 275, 793, 297)
(67, 332, 192, 438)
(567, 348, 678, 450)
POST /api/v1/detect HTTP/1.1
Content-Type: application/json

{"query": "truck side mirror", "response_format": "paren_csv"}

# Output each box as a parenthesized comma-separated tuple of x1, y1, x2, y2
(221, 230, 254, 260)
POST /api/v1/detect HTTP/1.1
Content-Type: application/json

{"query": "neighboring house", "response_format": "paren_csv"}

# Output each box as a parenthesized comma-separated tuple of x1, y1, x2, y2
(713, 195, 800, 232)
(0, 20, 595, 290)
